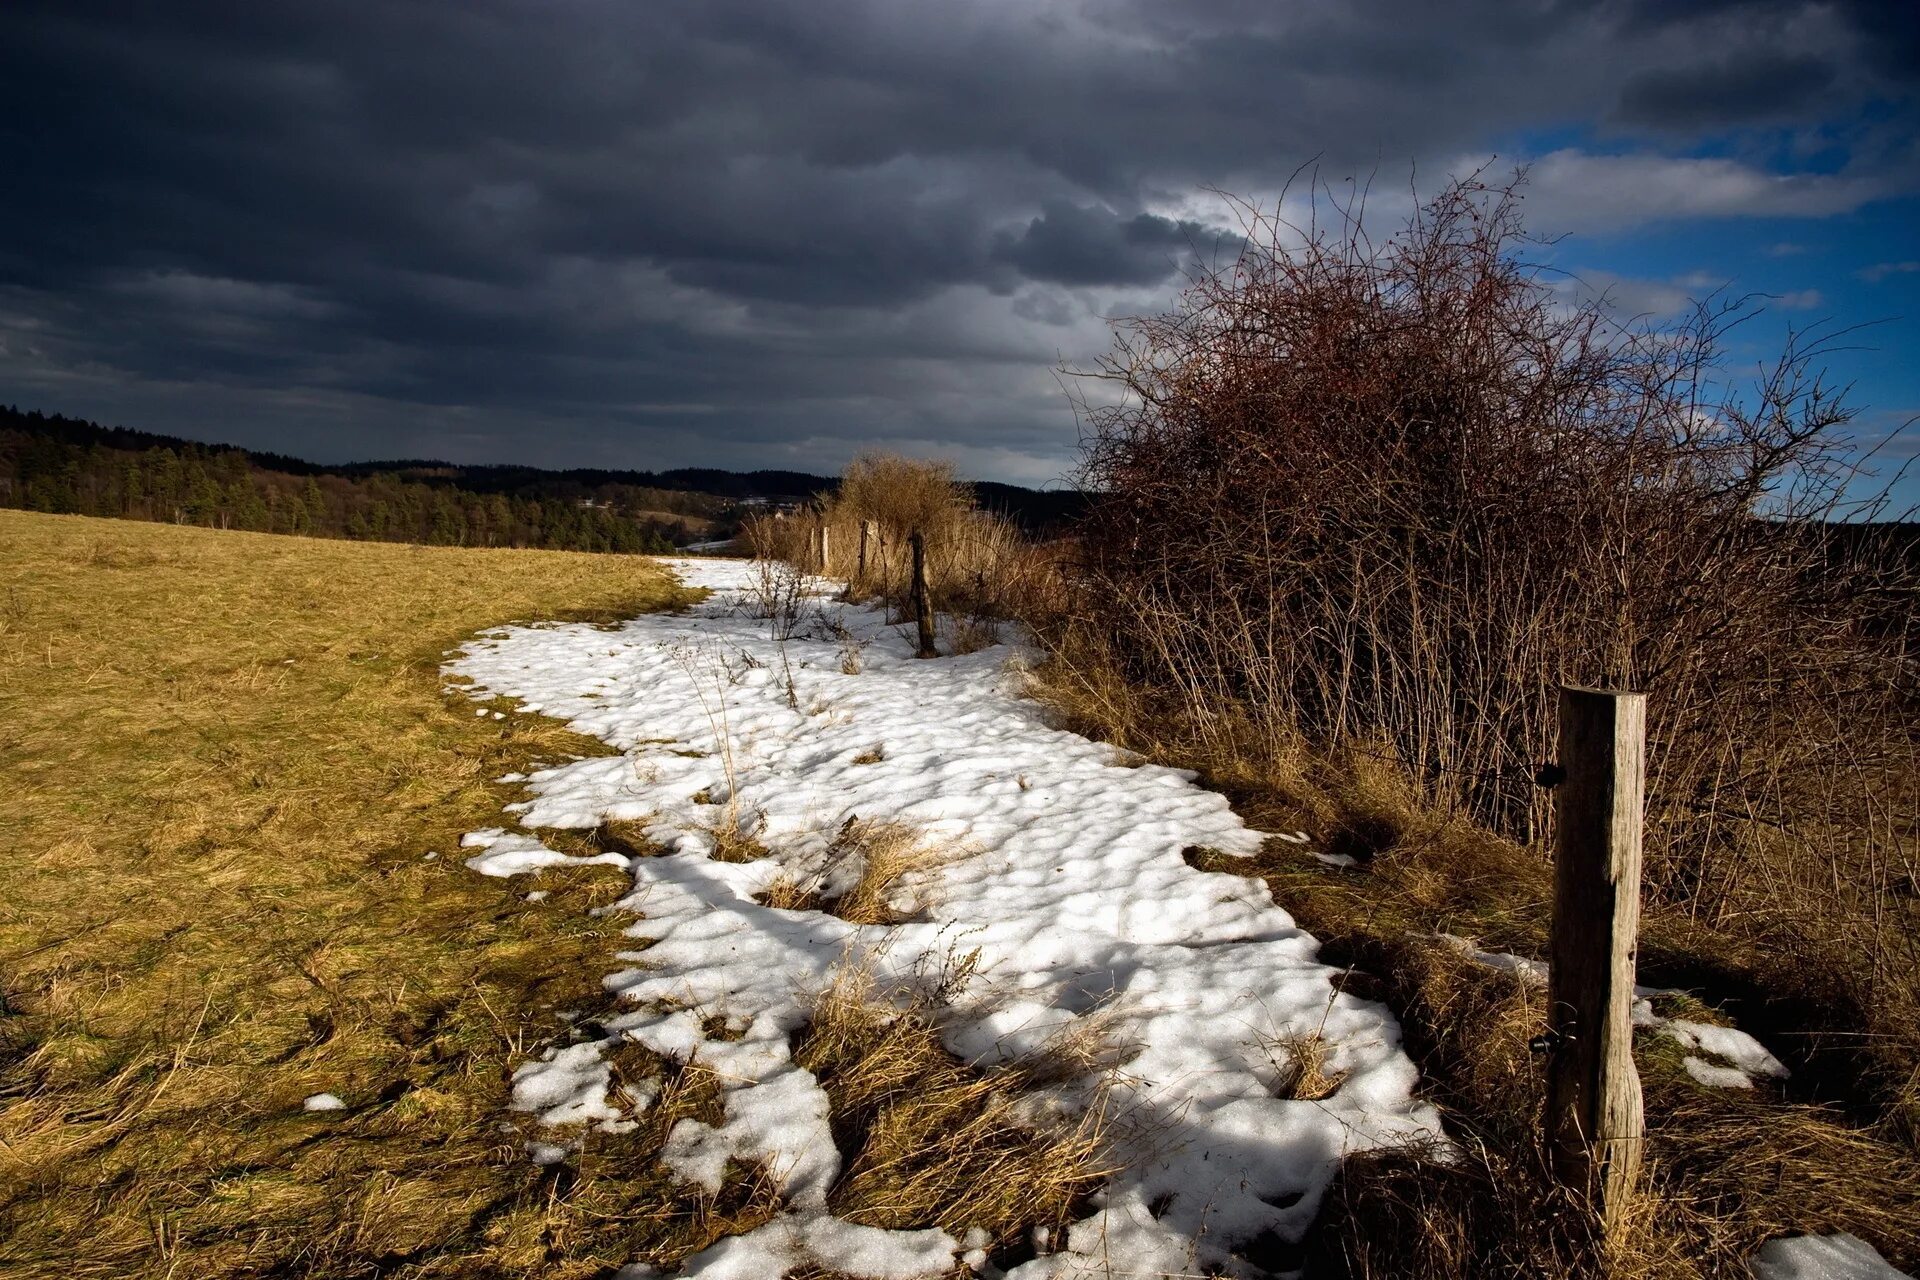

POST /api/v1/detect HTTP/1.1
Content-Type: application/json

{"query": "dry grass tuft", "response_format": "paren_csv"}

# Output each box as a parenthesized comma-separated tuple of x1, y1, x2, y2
(756, 873, 825, 913)
(823, 817, 947, 925)
(1261, 1031, 1348, 1102)
(793, 970, 1112, 1263)
(540, 818, 662, 863)
(700, 803, 770, 864)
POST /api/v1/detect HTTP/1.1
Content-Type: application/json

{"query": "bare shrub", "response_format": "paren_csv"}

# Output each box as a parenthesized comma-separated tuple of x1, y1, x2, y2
(782, 453, 1055, 629)
(837, 454, 972, 553)
(741, 520, 809, 639)
(1060, 170, 1920, 1109)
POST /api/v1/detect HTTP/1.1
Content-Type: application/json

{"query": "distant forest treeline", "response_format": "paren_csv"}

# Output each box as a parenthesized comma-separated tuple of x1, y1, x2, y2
(0, 406, 1088, 552)
(0, 407, 821, 553)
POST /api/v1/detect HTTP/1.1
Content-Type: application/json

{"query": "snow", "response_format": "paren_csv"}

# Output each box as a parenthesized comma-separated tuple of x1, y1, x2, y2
(461, 827, 630, 878)
(511, 1040, 626, 1126)
(1435, 934, 1789, 1088)
(1652, 1014, 1788, 1083)
(1750, 1233, 1914, 1280)
(449, 558, 1443, 1277)
(1682, 1056, 1756, 1089)
(302, 1093, 347, 1112)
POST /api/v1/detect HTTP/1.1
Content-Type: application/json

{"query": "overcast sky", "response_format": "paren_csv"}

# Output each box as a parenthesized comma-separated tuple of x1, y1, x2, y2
(3, 1, 1917, 492)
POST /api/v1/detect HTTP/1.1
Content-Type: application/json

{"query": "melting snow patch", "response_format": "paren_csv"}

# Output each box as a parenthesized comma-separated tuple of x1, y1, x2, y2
(302, 1093, 346, 1112)
(1438, 934, 1788, 1087)
(1750, 1232, 1913, 1280)
(461, 828, 629, 878)
(1651, 1014, 1788, 1083)
(1682, 1056, 1755, 1089)
(511, 1040, 625, 1127)
(451, 557, 1443, 1277)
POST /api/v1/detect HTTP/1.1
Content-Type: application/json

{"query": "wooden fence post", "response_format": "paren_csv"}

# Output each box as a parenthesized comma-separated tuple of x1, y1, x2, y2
(857, 519, 874, 587)
(817, 521, 830, 576)
(909, 529, 937, 658)
(1546, 685, 1647, 1244)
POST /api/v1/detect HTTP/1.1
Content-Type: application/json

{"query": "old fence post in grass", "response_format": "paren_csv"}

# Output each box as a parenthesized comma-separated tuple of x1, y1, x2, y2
(909, 528, 937, 658)
(857, 519, 874, 587)
(815, 516, 830, 576)
(1546, 685, 1647, 1246)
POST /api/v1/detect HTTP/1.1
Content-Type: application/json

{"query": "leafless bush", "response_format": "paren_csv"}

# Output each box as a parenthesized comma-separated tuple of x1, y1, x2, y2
(1061, 171, 1920, 1104)
(751, 453, 1058, 633)
(741, 519, 809, 639)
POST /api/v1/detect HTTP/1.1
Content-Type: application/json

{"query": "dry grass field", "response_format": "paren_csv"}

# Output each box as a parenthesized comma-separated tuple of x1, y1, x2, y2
(0, 510, 711, 1277)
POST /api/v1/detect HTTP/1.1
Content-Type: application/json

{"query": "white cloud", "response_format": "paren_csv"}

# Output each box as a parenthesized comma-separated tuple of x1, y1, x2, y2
(1554, 268, 1697, 320)
(1552, 270, 1822, 320)
(1858, 261, 1920, 283)
(1501, 149, 1884, 236)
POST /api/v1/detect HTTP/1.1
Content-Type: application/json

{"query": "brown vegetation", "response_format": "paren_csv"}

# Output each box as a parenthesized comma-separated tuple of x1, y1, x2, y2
(1289, 930, 1920, 1278)
(793, 968, 1112, 1265)
(750, 818, 949, 923)
(744, 453, 1057, 635)
(822, 817, 949, 925)
(0, 510, 812, 1279)
(1050, 172, 1918, 1121)
(1004, 172, 1920, 1273)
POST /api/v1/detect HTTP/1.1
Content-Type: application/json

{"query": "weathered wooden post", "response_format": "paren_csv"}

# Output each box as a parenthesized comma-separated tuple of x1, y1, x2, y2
(1545, 685, 1647, 1244)
(857, 519, 874, 587)
(909, 529, 937, 658)
(817, 520, 830, 576)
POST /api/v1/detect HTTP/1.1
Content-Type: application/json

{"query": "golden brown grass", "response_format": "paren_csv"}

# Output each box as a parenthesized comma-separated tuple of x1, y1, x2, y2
(756, 873, 825, 913)
(823, 817, 948, 926)
(0, 510, 769, 1278)
(704, 807, 772, 864)
(1165, 774, 1920, 1277)
(1260, 1031, 1348, 1103)
(1298, 941, 1920, 1278)
(1027, 655, 1920, 1274)
(793, 969, 1112, 1266)
(750, 820, 948, 922)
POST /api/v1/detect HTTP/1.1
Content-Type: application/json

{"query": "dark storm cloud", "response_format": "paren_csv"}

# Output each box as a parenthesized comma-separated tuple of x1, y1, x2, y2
(993, 204, 1236, 286)
(1614, 53, 1836, 127)
(1, 0, 1916, 477)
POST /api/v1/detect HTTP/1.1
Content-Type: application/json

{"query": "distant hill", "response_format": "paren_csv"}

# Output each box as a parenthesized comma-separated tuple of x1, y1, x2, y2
(0, 405, 1087, 553)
